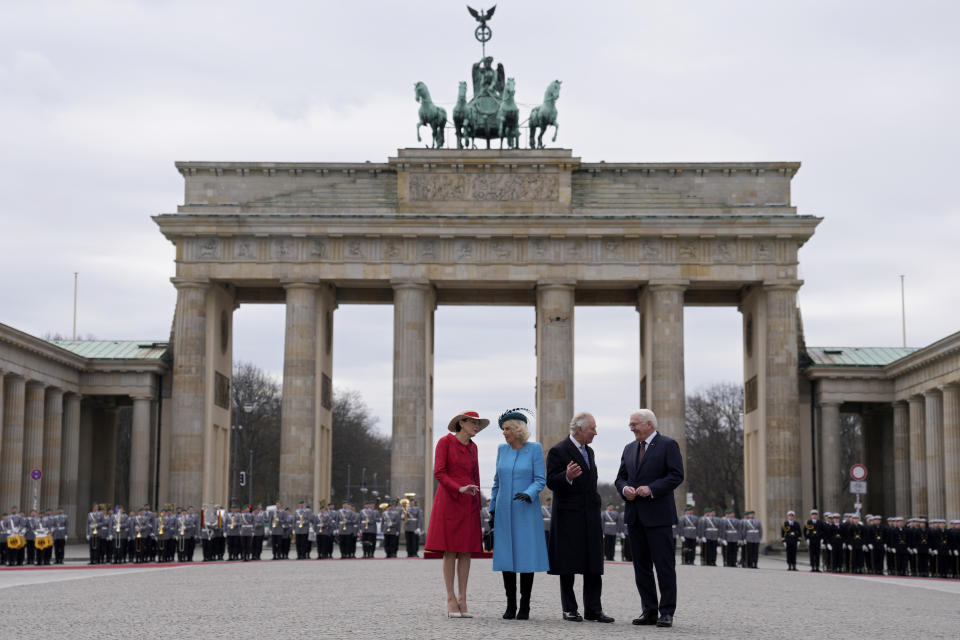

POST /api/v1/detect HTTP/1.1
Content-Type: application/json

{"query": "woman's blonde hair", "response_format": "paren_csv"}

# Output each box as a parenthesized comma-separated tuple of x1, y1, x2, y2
(501, 418, 530, 443)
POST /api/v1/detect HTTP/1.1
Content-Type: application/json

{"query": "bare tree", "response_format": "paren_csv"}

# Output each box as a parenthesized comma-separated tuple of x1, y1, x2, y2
(331, 389, 391, 505)
(231, 361, 282, 506)
(685, 382, 744, 515)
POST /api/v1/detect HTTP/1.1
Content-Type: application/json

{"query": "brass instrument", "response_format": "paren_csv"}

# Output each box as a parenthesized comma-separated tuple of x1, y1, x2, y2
(363, 509, 370, 530)
(400, 498, 410, 525)
(135, 516, 143, 554)
(178, 515, 187, 554)
(342, 509, 348, 532)
(230, 514, 237, 531)
(379, 503, 389, 511)
(299, 511, 305, 530)
(158, 514, 165, 537)
(272, 511, 279, 529)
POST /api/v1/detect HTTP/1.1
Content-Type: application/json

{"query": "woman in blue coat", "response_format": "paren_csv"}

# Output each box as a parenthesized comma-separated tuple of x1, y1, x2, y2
(490, 408, 550, 620)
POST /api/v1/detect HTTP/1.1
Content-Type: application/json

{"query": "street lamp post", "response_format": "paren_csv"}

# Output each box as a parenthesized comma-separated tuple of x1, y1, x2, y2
(232, 402, 255, 508)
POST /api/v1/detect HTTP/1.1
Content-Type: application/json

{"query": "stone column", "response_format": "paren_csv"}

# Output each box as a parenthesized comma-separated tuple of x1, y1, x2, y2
(60, 393, 81, 536)
(763, 284, 802, 536)
(924, 389, 945, 518)
(129, 395, 152, 509)
(312, 284, 337, 508)
(280, 283, 319, 506)
(21, 381, 45, 510)
(942, 383, 960, 520)
(820, 402, 842, 512)
(536, 281, 576, 448)
(1, 375, 26, 510)
(907, 395, 927, 515)
(892, 401, 911, 516)
(169, 279, 208, 510)
(391, 281, 435, 502)
(40, 388, 64, 509)
(639, 283, 686, 515)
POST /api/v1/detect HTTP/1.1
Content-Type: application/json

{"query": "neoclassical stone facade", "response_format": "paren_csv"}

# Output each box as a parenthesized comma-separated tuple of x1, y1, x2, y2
(0, 324, 167, 536)
(803, 332, 960, 520)
(155, 148, 820, 537)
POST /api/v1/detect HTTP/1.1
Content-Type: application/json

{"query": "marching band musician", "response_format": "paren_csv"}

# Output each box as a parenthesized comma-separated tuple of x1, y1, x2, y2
(86, 503, 102, 565)
(133, 508, 152, 564)
(184, 506, 199, 562)
(403, 497, 424, 558)
(380, 501, 400, 558)
(24, 509, 40, 565)
(109, 506, 128, 564)
(0, 511, 8, 566)
(269, 503, 286, 559)
(4, 507, 27, 566)
(97, 505, 111, 563)
(314, 503, 333, 559)
(294, 500, 315, 559)
(281, 506, 294, 558)
(359, 501, 380, 559)
(38, 508, 56, 565)
(781, 510, 802, 571)
(225, 504, 242, 561)
(251, 505, 265, 560)
(338, 502, 358, 559)
(239, 505, 255, 561)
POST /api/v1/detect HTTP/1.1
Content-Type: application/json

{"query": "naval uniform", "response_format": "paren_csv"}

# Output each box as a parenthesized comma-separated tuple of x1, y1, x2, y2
(781, 519, 802, 570)
(803, 517, 825, 571)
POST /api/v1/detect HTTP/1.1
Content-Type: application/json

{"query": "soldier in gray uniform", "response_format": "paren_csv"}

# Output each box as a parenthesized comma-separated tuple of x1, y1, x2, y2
(86, 504, 102, 565)
(251, 505, 265, 560)
(109, 506, 128, 564)
(184, 506, 199, 561)
(294, 500, 315, 559)
(403, 499, 424, 558)
(133, 508, 152, 563)
(5, 507, 27, 566)
(281, 506, 294, 558)
(338, 502, 358, 558)
(380, 502, 400, 558)
(238, 505, 255, 561)
(225, 505, 243, 561)
(697, 507, 719, 566)
(739, 509, 762, 568)
(0, 511, 7, 566)
(24, 509, 39, 565)
(96, 505, 111, 563)
(679, 505, 699, 565)
(602, 503, 619, 561)
(269, 504, 286, 559)
(542, 496, 552, 549)
(39, 508, 56, 565)
(720, 508, 741, 567)
(359, 501, 380, 558)
(481, 498, 493, 551)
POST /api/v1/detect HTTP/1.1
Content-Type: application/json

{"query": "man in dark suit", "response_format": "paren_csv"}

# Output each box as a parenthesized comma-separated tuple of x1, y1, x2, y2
(615, 409, 684, 628)
(546, 411, 614, 623)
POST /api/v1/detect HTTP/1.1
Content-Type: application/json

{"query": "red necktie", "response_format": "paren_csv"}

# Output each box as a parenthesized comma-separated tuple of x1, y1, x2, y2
(636, 440, 647, 467)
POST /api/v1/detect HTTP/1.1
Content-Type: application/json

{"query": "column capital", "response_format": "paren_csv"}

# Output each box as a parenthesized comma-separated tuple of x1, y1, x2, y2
(892, 398, 909, 407)
(170, 277, 210, 290)
(646, 279, 689, 291)
(923, 387, 943, 398)
(819, 400, 842, 408)
(940, 381, 960, 392)
(130, 393, 155, 402)
(390, 278, 433, 291)
(25, 379, 46, 391)
(762, 280, 804, 292)
(536, 279, 576, 293)
(281, 281, 320, 291)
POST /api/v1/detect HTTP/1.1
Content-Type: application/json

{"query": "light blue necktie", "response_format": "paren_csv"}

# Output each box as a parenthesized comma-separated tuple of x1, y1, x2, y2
(580, 445, 590, 469)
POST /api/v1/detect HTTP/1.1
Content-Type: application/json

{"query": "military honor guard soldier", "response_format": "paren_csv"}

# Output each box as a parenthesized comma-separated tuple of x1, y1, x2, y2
(739, 509, 762, 569)
(602, 503, 620, 561)
(294, 500, 315, 559)
(781, 510, 802, 570)
(697, 507, 719, 566)
(804, 509, 825, 572)
(315, 504, 337, 559)
(541, 496, 552, 549)
(481, 498, 493, 551)
(719, 508, 741, 567)
(2, 507, 27, 566)
(678, 505, 698, 565)
(359, 501, 380, 558)
(403, 497, 424, 557)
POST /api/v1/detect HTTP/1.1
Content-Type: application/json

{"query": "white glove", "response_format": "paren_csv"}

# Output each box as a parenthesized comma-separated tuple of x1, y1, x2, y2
(739, 540, 745, 546)
(931, 550, 937, 556)
(415, 528, 421, 536)
(867, 544, 873, 551)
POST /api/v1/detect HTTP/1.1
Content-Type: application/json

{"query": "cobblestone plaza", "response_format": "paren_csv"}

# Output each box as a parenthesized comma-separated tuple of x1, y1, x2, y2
(2, 554, 957, 638)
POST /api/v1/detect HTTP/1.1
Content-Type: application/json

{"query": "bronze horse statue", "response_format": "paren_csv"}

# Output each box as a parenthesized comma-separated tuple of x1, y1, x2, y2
(497, 77, 519, 149)
(453, 81, 469, 150)
(529, 79, 561, 149)
(415, 81, 447, 148)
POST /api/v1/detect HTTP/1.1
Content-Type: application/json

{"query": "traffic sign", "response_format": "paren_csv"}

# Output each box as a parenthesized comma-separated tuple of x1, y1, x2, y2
(850, 464, 867, 481)
(850, 480, 867, 494)
(30, 468, 42, 481)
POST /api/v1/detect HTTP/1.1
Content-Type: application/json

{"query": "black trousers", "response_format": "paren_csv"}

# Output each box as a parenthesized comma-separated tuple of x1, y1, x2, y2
(251, 535, 262, 559)
(295, 533, 310, 559)
(559, 573, 602, 616)
(628, 523, 677, 617)
(681, 537, 697, 564)
(405, 531, 420, 557)
(785, 541, 798, 567)
(744, 542, 759, 568)
(808, 539, 821, 569)
(382, 534, 398, 558)
(723, 542, 738, 567)
(703, 539, 717, 565)
(271, 534, 284, 558)
(361, 532, 377, 557)
(53, 538, 65, 564)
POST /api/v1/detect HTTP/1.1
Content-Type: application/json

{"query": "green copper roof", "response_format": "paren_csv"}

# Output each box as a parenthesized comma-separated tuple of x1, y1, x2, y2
(805, 346, 917, 367)
(49, 340, 168, 361)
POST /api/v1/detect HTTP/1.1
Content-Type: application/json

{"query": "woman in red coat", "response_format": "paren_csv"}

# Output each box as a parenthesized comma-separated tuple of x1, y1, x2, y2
(425, 410, 488, 618)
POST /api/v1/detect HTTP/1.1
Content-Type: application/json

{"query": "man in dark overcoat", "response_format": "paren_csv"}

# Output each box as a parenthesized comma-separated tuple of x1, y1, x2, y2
(546, 411, 614, 623)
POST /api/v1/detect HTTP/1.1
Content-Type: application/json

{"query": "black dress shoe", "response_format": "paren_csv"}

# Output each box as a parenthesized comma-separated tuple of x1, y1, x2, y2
(585, 612, 614, 623)
(632, 612, 659, 625)
(562, 611, 583, 622)
(656, 614, 673, 627)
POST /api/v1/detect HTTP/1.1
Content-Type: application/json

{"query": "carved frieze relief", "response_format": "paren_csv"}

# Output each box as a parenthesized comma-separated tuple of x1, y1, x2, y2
(408, 172, 559, 202)
(271, 238, 296, 260)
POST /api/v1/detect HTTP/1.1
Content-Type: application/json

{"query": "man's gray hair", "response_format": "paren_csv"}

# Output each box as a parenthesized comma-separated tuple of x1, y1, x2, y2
(501, 418, 530, 443)
(634, 408, 658, 430)
(569, 411, 595, 434)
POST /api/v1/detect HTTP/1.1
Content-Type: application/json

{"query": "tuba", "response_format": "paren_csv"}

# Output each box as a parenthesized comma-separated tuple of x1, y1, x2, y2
(178, 515, 187, 553)
(400, 498, 411, 525)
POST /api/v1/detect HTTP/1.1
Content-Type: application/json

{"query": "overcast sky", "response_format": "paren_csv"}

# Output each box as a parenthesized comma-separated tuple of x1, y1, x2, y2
(2, 1, 958, 494)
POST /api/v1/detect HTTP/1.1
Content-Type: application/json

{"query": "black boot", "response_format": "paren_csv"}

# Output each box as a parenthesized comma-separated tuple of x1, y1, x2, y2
(502, 571, 517, 619)
(517, 572, 533, 620)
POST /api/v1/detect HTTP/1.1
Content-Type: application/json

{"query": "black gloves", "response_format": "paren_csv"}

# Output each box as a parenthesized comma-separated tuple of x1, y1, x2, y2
(489, 512, 495, 530)
(513, 493, 532, 503)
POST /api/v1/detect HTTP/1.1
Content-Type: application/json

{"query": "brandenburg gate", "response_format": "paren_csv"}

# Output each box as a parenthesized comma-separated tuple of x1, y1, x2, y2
(154, 148, 819, 536)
